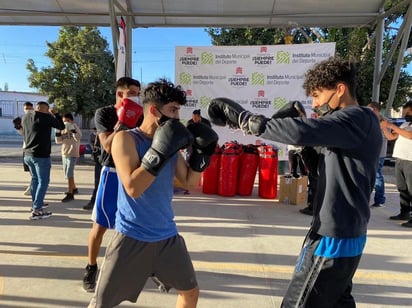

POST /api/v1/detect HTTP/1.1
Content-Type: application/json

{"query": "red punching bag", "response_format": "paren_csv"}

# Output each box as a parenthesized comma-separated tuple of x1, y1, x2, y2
(258, 145, 278, 199)
(202, 144, 221, 194)
(218, 141, 242, 197)
(237, 144, 259, 196)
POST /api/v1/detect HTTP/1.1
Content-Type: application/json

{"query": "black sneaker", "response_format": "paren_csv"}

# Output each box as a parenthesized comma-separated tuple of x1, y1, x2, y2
(371, 203, 385, 208)
(30, 209, 52, 220)
(401, 220, 412, 228)
(389, 213, 410, 220)
(83, 264, 98, 292)
(65, 188, 79, 195)
(299, 207, 313, 216)
(83, 201, 94, 210)
(61, 193, 74, 203)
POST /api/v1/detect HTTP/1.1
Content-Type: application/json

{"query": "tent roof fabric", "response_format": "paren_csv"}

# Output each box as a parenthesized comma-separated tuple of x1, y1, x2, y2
(0, 0, 388, 28)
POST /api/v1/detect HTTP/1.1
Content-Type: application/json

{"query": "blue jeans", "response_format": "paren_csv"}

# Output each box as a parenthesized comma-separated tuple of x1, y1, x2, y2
(24, 155, 51, 210)
(374, 157, 385, 204)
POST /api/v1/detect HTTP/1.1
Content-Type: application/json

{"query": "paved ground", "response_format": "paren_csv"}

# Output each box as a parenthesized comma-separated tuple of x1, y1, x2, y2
(0, 143, 411, 307)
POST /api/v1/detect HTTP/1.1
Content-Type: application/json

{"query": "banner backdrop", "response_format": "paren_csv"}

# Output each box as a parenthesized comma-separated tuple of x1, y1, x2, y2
(175, 43, 335, 159)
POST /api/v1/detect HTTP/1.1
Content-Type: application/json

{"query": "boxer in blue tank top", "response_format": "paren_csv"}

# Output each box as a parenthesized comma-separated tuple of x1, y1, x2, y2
(89, 78, 218, 308)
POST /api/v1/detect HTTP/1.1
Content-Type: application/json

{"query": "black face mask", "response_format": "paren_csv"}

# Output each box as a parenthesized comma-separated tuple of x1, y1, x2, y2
(313, 92, 337, 117)
(156, 107, 177, 125)
(405, 115, 412, 123)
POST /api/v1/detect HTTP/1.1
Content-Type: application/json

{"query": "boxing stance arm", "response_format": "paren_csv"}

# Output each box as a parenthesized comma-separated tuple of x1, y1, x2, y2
(208, 97, 304, 136)
(112, 130, 155, 198)
(113, 119, 193, 198)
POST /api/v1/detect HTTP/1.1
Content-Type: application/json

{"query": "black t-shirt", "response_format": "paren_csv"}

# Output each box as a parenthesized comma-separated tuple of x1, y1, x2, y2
(187, 117, 211, 127)
(23, 111, 65, 157)
(94, 105, 117, 167)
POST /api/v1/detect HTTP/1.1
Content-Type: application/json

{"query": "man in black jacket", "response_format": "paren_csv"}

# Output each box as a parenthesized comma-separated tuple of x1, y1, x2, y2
(23, 101, 65, 220)
(207, 57, 382, 307)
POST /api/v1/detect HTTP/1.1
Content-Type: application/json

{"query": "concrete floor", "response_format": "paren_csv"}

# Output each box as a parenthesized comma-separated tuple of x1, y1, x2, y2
(0, 147, 411, 307)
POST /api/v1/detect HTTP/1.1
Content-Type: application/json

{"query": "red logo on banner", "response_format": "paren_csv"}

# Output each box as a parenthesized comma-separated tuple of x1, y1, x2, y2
(186, 47, 193, 54)
(186, 89, 193, 96)
(260, 46, 267, 53)
(258, 90, 265, 97)
(235, 67, 243, 74)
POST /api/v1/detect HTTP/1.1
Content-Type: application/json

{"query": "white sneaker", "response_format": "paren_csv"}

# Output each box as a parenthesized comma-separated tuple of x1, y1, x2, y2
(23, 186, 31, 196)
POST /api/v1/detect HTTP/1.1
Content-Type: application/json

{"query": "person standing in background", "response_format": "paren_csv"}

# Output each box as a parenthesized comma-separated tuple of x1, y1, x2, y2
(13, 101, 34, 195)
(287, 144, 307, 178)
(299, 146, 321, 216)
(188, 109, 211, 127)
(55, 113, 82, 202)
(23, 101, 65, 220)
(380, 101, 412, 226)
(367, 101, 388, 208)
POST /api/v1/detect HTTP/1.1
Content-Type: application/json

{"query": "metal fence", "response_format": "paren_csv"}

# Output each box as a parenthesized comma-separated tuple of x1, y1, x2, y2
(0, 100, 46, 118)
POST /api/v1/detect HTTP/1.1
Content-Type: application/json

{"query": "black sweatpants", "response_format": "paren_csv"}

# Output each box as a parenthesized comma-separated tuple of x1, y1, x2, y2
(281, 231, 361, 308)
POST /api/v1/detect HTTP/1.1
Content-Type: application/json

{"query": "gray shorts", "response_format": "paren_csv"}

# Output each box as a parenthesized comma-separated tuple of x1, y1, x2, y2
(62, 156, 77, 179)
(90, 232, 198, 307)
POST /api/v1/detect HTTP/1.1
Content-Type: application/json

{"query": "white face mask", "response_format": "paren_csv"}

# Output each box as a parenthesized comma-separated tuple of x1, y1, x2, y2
(127, 96, 141, 105)
(24, 109, 33, 114)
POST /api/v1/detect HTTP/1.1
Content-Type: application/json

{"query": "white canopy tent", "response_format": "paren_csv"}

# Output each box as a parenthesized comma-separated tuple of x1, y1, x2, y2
(1, 0, 411, 111)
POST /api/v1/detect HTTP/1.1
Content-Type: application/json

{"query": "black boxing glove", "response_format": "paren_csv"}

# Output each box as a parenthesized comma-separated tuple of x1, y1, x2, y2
(208, 97, 268, 136)
(186, 122, 219, 172)
(13, 117, 22, 130)
(271, 101, 306, 119)
(240, 100, 307, 136)
(207, 97, 246, 129)
(141, 119, 194, 176)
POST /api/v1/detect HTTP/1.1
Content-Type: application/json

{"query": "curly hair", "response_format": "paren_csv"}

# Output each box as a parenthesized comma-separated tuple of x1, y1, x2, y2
(303, 57, 357, 98)
(143, 78, 186, 107)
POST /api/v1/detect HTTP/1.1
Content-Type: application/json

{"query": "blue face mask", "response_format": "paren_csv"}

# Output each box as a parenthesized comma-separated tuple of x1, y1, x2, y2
(313, 92, 337, 117)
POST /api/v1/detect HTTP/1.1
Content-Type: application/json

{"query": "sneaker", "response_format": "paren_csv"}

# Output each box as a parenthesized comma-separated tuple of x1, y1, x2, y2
(371, 203, 385, 208)
(65, 188, 79, 195)
(401, 220, 412, 228)
(30, 209, 52, 220)
(61, 193, 74, 203)
(23, 186, 31, 196)
(83, 201, 94, 210)
(83, 264, 98, 292)
(299, 207, 313, 216)
(389, 213, 410, 220)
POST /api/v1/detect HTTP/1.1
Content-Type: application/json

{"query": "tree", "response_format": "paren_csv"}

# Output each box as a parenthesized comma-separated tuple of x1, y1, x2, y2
(27, 26, 116, 127)
(205, 1, 412, 111)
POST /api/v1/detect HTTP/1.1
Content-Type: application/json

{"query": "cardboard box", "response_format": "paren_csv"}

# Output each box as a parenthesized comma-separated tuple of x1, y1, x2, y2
(278, 175, 308, 205)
